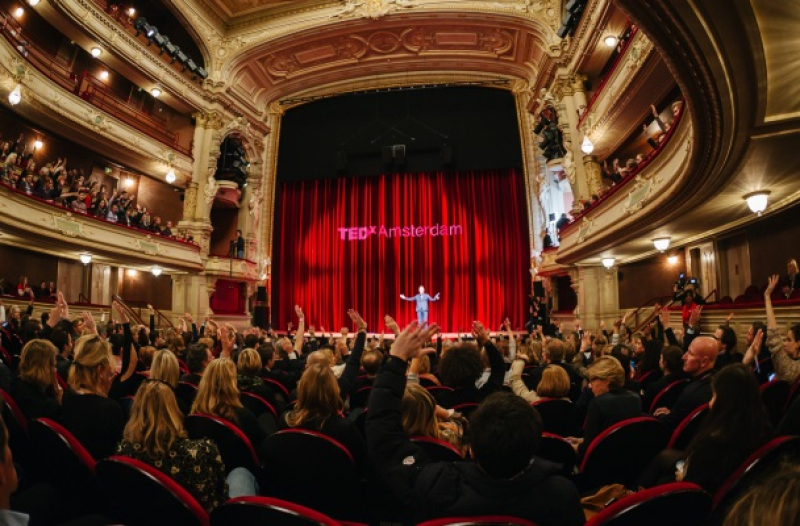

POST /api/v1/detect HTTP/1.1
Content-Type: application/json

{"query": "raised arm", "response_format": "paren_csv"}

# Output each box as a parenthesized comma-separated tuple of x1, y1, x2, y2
(764, 275, 800, 382)
(399, 293, 415, 301)
(339, 310, 368, 398)
(474, 320, 505, 391)
(293, 305, 305, 356)
(765, 275, 779, 330)
(384, 315, 401, 336)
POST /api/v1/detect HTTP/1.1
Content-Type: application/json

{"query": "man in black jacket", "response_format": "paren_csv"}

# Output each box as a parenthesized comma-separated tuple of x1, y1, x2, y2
(367, 321, 584, 525)
(654, 336, 717, 429)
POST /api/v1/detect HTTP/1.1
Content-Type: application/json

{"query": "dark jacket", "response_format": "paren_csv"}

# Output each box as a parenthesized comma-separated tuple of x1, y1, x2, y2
(10, 377, 60, 420)
(642, 371, 687, 413)
(59, 390, 125, 460)
(367, 356, 585, 526)
(657, 370, 714, 429)
(578, 388, 642, 460)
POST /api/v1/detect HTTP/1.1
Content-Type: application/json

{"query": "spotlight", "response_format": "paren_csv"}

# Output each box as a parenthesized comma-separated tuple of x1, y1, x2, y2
(154, 35, 171, 54)
(581, 136, 594, 155)
(653, 237, 671, 252)
(151, 266, 163, 277)
(150, 87, 162, 97)
(91, 46, 102, 58)
(80, 254, 92, 265)
(33, 139, 42, 150)
(165, 169, 176, 183)
(8, 84, 21, 105)
(604, 35, 618, 48)
(602, 257, 615, 269)
(743, 190, 770, 216)
(13, 7, 24, 17)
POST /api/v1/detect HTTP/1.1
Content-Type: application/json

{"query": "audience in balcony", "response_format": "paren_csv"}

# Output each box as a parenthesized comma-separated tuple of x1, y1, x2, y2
(785, 258, 800, 298)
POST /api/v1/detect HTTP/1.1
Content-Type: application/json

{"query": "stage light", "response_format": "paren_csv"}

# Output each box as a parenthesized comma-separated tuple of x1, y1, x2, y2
(13, 7, 24, 18)
(151, 87, 161, 97)
(80, 254, 92, 265)
(743, 190, 770, 216)
(91, 46, 102, 58)
(604, 35, 618, 47)
(602, 257, 615, 269)
(653, 237, 671, 252)
(8, 84, 21, 105)
(581, 135, 594, 154)
(99, 70, 109, 80)
(33, 139, 42, 150)
(165, 169, 176, 183)
(151, 266, 163, 277)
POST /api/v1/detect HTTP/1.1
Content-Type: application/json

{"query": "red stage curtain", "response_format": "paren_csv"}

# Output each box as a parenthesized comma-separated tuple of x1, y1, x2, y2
(272, 169, 530, 332)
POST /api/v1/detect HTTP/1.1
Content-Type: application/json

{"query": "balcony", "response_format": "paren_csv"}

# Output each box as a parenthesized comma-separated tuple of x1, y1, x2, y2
(0, 181, 202, 272)
(205, 255, 259, 282)
(0, 12, 192, 158)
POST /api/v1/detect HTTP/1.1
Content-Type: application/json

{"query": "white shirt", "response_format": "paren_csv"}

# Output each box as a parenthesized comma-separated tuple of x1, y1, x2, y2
(0, 510, 30, 526)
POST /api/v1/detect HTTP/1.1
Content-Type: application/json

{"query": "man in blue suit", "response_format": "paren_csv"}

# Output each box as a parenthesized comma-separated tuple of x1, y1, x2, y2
(400, 286, 440, 325)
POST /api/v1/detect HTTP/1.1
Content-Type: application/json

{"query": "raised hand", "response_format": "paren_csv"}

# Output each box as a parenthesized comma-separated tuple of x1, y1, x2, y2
(113, 300, 128, 324)
(57, 292, 69, 320)
(660, 307, 672, 329)
(295, 305, 304, 320)
(348, 309, 367, 331)
(726, 312, 734, 323)
(765, 275, 780, 297)
(81, 311, 97, 334)
(472, 320, 490, 344)
(390, 321, 440, 361)
(689, 305, 703, 328)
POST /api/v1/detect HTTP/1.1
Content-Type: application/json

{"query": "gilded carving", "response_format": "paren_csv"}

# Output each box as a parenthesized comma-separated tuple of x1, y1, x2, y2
(583, 155, 604, 195)
(330, 0, 416, 20)
(183, 183, 199, 220)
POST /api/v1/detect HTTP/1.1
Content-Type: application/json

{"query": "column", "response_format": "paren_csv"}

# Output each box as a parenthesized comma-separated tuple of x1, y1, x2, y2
(513, 80, 544, 255)
(572, 265, 620, 329)
(552, 73, 591, 204)
(583, 155, 605, 196)
(259, 102, 284, 314)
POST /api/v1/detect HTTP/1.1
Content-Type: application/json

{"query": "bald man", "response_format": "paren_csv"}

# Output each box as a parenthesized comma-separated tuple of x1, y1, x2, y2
(653, 336, 718, 429)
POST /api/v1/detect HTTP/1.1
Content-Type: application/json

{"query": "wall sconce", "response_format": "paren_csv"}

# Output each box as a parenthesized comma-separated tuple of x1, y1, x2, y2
(79, 254, 92, 265)
(165, 169, 176, 184)
(13, 7, 24, 18)
(653, 237, 671, 252)
(99, 70, 109, 81)
(33, 139, 42, 150)
(151, 266, 163, 277)
(127, 7, 136, 16)
(150, 87, 162, 98)
(601, 257, 615, 269)
(90, 47, 103, 58)
(667, 254, 678, 265)
(604, 35, 618, 47)
(27, 0, 40, 6)
(743, 190, 770, 216)
(126, 269, 138, 277)
(581, 135, 595, 155)
(8, 84, 21, 105)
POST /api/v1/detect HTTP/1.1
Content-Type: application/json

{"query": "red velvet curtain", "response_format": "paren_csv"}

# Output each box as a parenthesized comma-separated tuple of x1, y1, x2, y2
(272, 169, 530, 332)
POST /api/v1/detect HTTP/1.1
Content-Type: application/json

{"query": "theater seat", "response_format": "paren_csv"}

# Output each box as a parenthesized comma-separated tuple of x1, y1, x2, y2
(176, 381, 198, 408)
(417, 516, 538, 526)
(261, 377, 292, 404)
(667, 403, 709, 450)
(531, 398, 582, 437)
(348, 386, 372, 410)
(585, 482, 711, 526)
(537, 433, 576, 476)
(97, 455, 210, 526)
(784, 377, 800, 413)
(451, 402, 480, 419)
(425, 385, 454, 395)
(241, 392, 279, 435)
(577, 417, 669, 491)
(759, 379, 791, 427)
(410, 436, 464, 462)
(0, 388, 29, 461)
(210, 496, 366, 526)
(649, 379, 689, 413)
(185, 414, 261, 473)
(259, 429, 358, 519)
(637, 369, 663, 392)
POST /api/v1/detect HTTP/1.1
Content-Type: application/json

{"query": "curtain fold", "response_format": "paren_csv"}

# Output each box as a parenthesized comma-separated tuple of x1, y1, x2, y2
(272, 169, 529, 332)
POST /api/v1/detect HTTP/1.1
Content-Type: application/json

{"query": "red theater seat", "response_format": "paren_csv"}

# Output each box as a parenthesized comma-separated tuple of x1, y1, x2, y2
(417, 516, 538, 526)
(211, 496, 366, 526)
(759, 379, 791, 427)
(185, 413, 261, 473)
(667, 403, 709, 450)
(585, 482, 711, 526)
(531, 398, 582, 437)
(649, 379, 689, 414)
(410, 435, 464, 462)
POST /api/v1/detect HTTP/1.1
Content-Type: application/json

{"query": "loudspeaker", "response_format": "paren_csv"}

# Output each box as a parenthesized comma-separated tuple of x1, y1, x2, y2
(251, 286, 268, 329)
(534, 281, 545, 297)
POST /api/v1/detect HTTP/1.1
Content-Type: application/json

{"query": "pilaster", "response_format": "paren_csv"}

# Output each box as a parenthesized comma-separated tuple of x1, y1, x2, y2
(573, 265, 620, 329)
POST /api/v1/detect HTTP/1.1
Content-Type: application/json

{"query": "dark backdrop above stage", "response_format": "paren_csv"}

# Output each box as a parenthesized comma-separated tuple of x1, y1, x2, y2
(277, 86, 523, 180)
(271, 169, 530, 332)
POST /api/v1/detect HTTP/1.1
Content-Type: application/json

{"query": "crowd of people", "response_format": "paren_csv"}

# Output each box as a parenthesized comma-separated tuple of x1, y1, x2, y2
(0, 134, 195, 244)
(0, 276, 797, 525)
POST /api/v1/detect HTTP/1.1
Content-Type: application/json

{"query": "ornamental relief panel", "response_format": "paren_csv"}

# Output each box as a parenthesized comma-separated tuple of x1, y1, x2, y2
(256, 26, 518, 81)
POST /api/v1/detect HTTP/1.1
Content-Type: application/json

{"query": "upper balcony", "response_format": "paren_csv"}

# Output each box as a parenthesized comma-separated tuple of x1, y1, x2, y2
(0, 15, 193, 181)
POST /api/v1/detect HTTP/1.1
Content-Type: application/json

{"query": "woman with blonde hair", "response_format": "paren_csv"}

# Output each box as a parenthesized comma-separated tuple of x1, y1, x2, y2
(401, 383, 463, 451)
(536, 365, 571, 399)
(61, 334, 126, 459)
(117, 380, 229, 512)
(191, 358, 266, 449)
(567, 355, 641, 461)
(237, 348, 282, 412)
(282, 363, 366, 469)
(10, 339, 62, 419)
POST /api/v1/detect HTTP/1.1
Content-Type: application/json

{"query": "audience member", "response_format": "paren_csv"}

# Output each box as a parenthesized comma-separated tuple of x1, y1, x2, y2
(10, 339, 62, 420)
(764, 275, 800, 383)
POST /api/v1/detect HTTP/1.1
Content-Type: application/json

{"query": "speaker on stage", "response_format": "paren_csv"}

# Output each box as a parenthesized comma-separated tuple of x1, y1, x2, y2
(252, 286, 268, 329)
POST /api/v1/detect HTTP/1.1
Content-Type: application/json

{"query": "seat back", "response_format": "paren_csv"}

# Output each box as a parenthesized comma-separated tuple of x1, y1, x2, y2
(185, 414, 260, 473)
(417, 516, 539, 526)
(667, 403, 709, 450)
(261, 377, 292, 403)
(28, 418, 97, 505)
(0, 388, 28, 460)
(211, 496, 342, 526)
(425, 385, 454, 394)
(96, 456, 210, 526)
(451, 402, 480, 419)
(348, 386, 373, 410)
(410, 436, 464, 462)
(531, 398, 582, 437)
(260, 429, 358, 517)
(784, 377, 800, 413)
(649, 379, 689, 413)
(537, 433, 576, 477)
(711, 436, 800, 510)
(176, 381, 198, 408)
(585, 482, 711, 526)
(579, 417, 669, 491)
(241, 392, 279, 435)
(759, 379, 791, 427)
(638, 369, 663, 391)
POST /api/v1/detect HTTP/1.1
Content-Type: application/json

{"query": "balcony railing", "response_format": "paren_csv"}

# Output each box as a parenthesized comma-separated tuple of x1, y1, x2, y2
(0, 11, 191, 157)
(577, 24, 638, 127)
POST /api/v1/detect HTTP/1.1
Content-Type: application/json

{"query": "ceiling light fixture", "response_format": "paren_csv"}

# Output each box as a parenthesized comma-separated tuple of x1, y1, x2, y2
(165, 169, 176, 184)
(151, 266, 163, 277)
(604, 35, 618, 47)
(150, 87, 161, 98)
(91, 46, 102, 58)
(80, 254, 92, 265)
(27, 0, 39, 6)
(581, 135, 594, 155)
(602, 257, 615, 269)
(8, 84, 21, 105)
(653, 237, 671, 252)
(743, 190, 770, 216)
